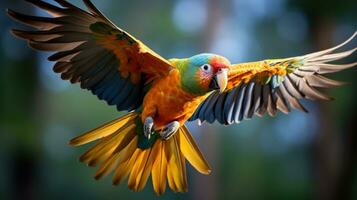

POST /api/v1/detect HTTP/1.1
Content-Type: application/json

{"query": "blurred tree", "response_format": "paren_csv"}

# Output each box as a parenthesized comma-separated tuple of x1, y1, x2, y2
(291, 0, 357, 199)
(1, 0, 41, 199)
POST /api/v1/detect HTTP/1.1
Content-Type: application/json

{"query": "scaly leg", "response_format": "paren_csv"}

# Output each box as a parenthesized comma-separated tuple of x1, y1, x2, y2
(160, 121, 180, 140)
(144, 116, 154, 139)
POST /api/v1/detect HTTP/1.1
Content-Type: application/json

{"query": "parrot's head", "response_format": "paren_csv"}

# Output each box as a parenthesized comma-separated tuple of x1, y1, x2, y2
(176, 53, 230, 95)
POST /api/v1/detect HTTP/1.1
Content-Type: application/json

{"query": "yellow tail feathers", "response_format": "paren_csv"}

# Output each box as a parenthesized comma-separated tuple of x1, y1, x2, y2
(69, 112, 211, 195)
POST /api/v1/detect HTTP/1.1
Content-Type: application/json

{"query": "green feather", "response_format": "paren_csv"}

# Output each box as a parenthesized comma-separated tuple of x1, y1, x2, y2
(175, 58, 209, 96)
(90, 22, 135, 45)
(89, 22, 113, 35)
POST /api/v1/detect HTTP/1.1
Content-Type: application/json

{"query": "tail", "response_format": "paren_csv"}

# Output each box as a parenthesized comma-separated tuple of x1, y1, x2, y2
(69, 112, 211, 195)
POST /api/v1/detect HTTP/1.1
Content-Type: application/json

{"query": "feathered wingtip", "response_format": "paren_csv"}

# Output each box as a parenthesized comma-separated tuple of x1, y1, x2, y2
(302, 31, 357, 74)
(290, 31, 357, 101)
(70, 112, 210, 195)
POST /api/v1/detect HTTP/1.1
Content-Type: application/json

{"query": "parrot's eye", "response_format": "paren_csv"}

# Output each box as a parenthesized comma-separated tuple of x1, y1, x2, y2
(201, 64, 212, 72)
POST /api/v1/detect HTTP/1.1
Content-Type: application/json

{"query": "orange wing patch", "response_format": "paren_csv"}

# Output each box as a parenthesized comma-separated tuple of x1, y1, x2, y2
(91, 22, 173, 84)
(97, 34, 142, 84)
(227, 60, 289, 90)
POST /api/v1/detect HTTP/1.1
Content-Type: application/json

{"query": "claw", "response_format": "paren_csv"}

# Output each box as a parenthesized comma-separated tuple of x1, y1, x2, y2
(144, 116, 154, 139)
(160, 121, 180, 140)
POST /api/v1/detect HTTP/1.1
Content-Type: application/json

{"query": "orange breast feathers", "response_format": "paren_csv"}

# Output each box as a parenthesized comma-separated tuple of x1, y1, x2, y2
(141, 69, 207, 129)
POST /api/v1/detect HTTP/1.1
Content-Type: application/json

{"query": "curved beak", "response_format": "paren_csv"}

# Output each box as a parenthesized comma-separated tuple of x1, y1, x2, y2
(209, 68, 228, 93)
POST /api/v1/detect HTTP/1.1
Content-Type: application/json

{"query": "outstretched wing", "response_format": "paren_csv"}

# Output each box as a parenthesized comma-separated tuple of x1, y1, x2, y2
(7, 0, 173, 111)
(190, 32, 357, 125)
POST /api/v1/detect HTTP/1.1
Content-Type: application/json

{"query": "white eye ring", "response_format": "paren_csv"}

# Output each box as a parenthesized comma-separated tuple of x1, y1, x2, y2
(201, 64, 212, 72)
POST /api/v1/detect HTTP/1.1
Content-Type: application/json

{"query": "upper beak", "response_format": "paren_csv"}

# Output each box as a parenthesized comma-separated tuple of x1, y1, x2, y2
(209, 68, 228, 93)
(216, 68, 228, 92)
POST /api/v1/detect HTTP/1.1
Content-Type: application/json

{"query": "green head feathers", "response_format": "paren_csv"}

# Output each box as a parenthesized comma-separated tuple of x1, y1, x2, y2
(171, 53, 231, 96)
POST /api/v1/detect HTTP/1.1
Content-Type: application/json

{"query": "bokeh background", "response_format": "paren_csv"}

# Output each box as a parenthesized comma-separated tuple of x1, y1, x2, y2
(1, 0, 357, 199)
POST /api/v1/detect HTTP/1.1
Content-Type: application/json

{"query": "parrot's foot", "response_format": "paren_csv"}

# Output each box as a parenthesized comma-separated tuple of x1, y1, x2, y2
(143, 116, 154, 139)
(160, 121, 180, 140)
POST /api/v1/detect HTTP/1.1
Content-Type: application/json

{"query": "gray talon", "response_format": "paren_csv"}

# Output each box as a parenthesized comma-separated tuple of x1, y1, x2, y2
(144, 117, 154, 139)
(160, 121, 180, 140)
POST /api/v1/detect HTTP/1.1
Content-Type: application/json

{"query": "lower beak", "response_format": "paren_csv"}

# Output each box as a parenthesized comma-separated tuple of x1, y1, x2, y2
(209, 69, 228, 93)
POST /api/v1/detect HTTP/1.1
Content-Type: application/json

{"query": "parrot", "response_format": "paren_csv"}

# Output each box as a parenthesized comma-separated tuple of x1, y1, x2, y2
(7, 0, 357, 195)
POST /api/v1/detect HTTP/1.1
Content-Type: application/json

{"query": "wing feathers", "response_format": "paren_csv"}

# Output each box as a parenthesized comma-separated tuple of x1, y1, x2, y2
(305, 74, 345, 88)
(304, 31, 356, 59)
(8, 0, 172, 112)
(189, 32, 356, 124)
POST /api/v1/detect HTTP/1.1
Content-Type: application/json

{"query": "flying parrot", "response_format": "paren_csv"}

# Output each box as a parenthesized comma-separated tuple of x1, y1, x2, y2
(7, 0, 357, 195)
